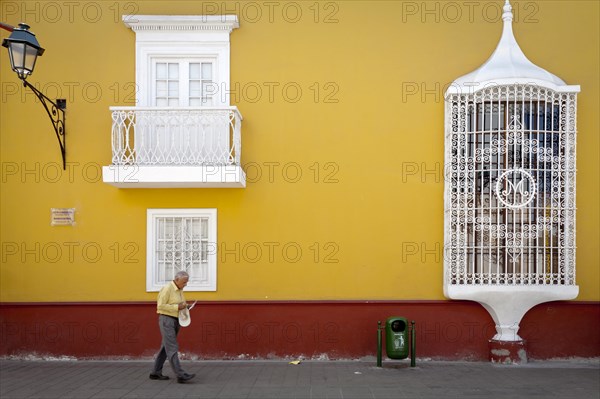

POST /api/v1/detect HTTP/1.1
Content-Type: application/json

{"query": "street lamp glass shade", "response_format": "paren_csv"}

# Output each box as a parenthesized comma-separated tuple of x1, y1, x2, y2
(2, 23, 45, 80)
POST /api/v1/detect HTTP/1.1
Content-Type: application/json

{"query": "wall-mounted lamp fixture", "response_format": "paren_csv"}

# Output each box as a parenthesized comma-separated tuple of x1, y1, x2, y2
(1, 22, 66, 169)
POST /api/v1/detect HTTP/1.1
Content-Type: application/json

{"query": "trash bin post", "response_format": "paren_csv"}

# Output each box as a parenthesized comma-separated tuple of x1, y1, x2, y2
(410, 320, 416, 367)
(376, 320, 382, 368)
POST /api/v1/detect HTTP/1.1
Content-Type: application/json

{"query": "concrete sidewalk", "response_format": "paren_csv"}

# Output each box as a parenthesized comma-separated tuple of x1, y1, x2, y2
(0, 358, 598, 399)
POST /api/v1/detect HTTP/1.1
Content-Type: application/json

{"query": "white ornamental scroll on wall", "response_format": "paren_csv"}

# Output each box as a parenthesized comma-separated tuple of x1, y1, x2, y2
(443, 0, 579, 350)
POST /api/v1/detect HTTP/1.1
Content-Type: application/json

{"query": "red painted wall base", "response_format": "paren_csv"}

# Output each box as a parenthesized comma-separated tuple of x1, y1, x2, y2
(0, 301, 598, 361)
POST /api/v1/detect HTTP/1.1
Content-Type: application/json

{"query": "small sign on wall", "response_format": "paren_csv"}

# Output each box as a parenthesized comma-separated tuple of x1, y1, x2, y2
(51, 208, 75, 226)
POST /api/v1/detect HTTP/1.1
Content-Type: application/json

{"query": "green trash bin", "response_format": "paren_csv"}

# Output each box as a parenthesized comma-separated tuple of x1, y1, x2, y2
(385, 316, 409, 359)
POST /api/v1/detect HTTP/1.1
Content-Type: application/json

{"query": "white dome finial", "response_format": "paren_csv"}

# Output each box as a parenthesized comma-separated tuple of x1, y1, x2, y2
(448, 0, 570, 93)
(503, 0, 513, 22)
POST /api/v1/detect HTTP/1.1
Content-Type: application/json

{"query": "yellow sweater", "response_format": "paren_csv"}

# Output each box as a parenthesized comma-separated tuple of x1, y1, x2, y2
(156, 281, 185, 318)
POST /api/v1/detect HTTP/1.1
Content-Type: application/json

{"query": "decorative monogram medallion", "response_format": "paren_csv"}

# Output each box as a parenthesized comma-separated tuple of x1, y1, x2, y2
(495, 168, 537, 209)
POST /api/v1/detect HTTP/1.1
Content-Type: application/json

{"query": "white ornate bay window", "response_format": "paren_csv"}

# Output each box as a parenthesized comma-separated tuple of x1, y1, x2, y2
(102, 15, 245, 188)
(444, 1, 579, 348)
(446, 86, 577, 286)
(147, 209, 217, 292)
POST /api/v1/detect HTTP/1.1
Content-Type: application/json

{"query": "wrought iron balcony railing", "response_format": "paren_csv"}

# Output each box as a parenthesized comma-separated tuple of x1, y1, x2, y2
(109, 106, 242, 166)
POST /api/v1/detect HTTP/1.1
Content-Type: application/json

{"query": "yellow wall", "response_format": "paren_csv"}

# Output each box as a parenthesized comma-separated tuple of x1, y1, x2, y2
(1, 1, 598, 302)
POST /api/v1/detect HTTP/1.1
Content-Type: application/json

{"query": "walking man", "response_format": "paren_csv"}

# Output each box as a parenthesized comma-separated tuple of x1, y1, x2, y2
(149, 271, 196, 383)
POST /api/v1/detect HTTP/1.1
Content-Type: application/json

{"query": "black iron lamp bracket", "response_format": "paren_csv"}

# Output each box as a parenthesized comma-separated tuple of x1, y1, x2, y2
(22, 79, 66, 169)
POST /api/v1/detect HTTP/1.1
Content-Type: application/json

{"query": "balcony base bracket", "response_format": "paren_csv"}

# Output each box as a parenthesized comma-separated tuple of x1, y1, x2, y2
(445, 285, 579, 342)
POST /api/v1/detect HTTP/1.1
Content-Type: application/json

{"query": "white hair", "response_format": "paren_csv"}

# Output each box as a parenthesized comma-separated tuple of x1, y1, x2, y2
(174, 271, 189, 280)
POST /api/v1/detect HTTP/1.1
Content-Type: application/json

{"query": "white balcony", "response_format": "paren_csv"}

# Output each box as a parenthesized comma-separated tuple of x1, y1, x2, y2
(102, 107, 245, 188)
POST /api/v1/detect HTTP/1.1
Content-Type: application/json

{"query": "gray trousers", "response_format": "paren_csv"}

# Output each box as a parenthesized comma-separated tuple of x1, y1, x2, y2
(152, 315, 186, 377)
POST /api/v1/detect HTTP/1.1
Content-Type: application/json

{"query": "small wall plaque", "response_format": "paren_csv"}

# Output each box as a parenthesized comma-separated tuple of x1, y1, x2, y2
(51, 208, 75, 226)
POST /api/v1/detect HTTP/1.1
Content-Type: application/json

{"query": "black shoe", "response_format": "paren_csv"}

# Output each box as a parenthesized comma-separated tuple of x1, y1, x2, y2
(149, 373, 169, 380)
(177, 373, 196, 383)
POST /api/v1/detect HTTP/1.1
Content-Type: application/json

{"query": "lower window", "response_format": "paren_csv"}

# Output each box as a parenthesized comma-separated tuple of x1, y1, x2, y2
(146, 208, 217, 291)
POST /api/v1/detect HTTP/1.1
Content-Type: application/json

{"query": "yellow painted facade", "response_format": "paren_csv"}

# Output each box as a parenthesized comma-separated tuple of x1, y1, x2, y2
(1, 1, 598, 302)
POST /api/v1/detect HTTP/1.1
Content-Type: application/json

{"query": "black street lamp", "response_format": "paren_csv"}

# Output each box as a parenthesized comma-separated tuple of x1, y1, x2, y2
(1, 22, 66, 169)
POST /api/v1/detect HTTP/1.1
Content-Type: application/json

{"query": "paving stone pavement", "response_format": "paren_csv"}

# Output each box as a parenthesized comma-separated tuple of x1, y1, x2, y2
(0, 359, 598, 399)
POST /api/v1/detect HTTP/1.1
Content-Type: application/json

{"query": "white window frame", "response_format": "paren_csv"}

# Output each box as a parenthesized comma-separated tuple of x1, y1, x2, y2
(146, 208, 217, 292)
(124, 15, 239, 107)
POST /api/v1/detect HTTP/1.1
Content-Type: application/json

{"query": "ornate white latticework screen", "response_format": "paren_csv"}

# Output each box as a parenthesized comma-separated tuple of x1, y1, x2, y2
(444, 85, 577, 287)
(155, 216, 209, 284)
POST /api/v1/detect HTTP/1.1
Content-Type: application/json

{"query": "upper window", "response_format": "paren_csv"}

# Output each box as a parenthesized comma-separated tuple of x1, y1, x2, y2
(153, 59, 215, 106)
(146, 209, 217, 292)
(123, 15, 239, 107)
